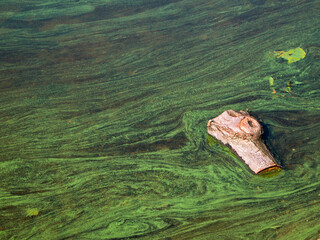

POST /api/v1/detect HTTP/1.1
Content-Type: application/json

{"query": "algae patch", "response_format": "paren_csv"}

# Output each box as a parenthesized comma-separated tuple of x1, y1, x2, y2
(26, 208, 39, 217)
(273, 47, 306, 64)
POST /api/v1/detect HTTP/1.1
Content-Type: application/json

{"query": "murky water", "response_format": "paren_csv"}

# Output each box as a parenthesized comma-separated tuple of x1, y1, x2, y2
(0, 0, 319, 239)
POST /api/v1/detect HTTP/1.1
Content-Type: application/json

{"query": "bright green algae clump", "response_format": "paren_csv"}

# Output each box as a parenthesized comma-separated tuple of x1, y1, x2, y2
(274, 47, 306, 63)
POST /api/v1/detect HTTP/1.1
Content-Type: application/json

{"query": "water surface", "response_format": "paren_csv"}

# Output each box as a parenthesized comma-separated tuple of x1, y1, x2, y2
(0, 0, 319, 239)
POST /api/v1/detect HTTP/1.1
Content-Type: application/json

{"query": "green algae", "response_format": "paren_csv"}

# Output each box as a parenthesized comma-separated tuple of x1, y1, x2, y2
(26, 208, 39, 217)
(9, 5, 95, 21)
(0, 0, 319, 239)
(274, 47, 306, 64)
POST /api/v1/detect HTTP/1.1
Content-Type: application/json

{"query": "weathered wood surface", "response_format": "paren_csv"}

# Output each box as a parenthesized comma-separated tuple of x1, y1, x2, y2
(207, 109, 281, 174)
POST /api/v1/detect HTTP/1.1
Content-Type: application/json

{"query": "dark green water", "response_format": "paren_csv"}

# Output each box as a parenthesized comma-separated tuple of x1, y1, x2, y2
(0, 0, 319, 239)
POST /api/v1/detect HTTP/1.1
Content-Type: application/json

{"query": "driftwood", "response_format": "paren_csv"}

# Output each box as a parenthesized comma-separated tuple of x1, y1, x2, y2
(207, 109, 281, 174)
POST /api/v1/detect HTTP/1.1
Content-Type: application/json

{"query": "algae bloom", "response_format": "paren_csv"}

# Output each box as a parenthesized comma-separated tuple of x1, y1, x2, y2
(26, 208, 39, 217)
(274, 47, 306, 63)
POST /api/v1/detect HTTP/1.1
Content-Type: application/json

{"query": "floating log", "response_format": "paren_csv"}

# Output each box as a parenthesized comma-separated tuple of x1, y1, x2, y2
(207, 109, 281, 174)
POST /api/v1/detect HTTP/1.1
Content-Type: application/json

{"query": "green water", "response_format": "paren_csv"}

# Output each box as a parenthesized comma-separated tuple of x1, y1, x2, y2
(0, 0, 319, 239)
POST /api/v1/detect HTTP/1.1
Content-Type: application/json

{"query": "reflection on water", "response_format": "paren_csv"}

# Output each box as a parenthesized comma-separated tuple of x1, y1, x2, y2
(0, 0, 319, 239)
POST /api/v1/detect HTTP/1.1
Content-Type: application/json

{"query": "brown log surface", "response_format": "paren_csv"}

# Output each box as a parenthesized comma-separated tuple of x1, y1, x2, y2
(207, 110, 281, 174)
